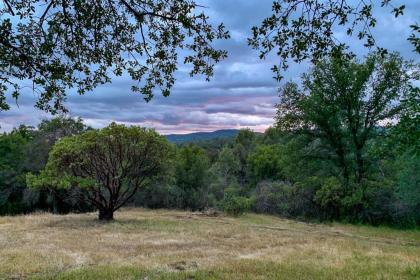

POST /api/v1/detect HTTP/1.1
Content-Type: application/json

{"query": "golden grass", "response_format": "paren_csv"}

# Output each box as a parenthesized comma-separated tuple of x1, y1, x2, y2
(0, 208, 419, 279)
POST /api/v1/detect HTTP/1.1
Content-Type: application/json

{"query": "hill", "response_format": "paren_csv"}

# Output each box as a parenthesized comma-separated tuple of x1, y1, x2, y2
(1, 208, 419, 279)
(165, 129, 240, 143)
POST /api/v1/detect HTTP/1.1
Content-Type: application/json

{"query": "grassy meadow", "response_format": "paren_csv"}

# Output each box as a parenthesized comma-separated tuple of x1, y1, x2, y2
(0, 208, 419, 279)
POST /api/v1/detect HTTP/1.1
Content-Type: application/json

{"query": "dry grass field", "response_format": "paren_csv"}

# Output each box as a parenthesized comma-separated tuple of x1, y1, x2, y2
(0, 208, 419, 279)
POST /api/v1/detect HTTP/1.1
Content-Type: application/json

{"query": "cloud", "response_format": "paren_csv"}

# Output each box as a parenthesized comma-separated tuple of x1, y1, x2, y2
(1, 0, 419, 134)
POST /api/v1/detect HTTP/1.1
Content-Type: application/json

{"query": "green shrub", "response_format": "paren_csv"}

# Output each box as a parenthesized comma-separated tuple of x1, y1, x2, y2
(221, 188, 251, 216)
(254, 180, 293, 215)
(314, 177, 343, 220)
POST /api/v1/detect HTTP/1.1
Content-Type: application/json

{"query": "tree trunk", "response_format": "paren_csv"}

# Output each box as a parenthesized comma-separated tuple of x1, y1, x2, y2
(335, 145, 350, 187)
(98, 209, 114, 221)
(355, 147, 364, 184)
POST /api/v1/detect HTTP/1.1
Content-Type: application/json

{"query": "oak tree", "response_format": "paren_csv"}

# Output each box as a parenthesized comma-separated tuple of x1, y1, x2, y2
(27, 123, 172, 220)
(275, 52, 418, 185)
(249, 0, 418, 80)
(0, 0, 229, 112)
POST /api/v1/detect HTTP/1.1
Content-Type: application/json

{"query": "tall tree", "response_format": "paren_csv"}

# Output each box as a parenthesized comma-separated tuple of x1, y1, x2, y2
(234, 129, 256, 188)
(208, 146, 240, 201)
(249, 0, 418, 80)
(24, 117, 90, 213)
(275, 52, 418, 185)
(27, 123, 172, 220)
(211, 146, 239, 188)
(0, 117, 88, 215)
(388, 87, 420, 155)
(0, 125, 34, 214)
(25, 116, 88, 172)
(0, 0, 229, 112)
(175, 144, 210, 210)
(248, 144, 283, 182)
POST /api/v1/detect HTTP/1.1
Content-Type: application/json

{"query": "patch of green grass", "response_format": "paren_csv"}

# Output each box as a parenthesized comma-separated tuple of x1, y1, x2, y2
(238, 213, 284, 225)
(33, 258, 420, 280)
(332, 223, 420, 242)
(1, 209, 419, 279)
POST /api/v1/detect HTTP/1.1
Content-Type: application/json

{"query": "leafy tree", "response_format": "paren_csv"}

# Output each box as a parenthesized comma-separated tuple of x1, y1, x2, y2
(25, 117, 90, 213)
(25, 117, 88, 172)
(249, 0, 418, 80)
(387, 87, 420, 154)
(393, 151, 420, 227)
(234, 129, 256, 187)
(272, 52, 419, 223)
(208, 146, 240, 202)
(0, 117, 89, 215)
(193, 137, 235, 162)
(276, 52, 417, 186)
(28, 123, 172, 220)
(37, 117, 87, 143)
(248, 144, 283, 182)
(261, 127, 286, 145)
(0, 125, 34, 214)
(174, 144, 210, 210)
(211, 146, 239, 187)
(0, 0, 229, 112)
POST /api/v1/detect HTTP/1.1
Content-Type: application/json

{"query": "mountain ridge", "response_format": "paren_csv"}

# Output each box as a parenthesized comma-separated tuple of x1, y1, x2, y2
(165, 129, 240, 143)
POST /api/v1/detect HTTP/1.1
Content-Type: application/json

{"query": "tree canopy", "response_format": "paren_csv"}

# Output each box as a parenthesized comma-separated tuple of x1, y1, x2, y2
(249, 0, 418, 80)
(0, 0, 229, 112)
(28, 123, 172, 220)
(174, 145, 210, 210)
(276, 52, 418, 185)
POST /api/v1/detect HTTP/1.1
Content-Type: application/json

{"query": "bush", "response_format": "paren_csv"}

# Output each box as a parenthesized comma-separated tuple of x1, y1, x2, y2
(314, 177, 343, 220)
(220, 188, 251, 216)
(253, 179, 320, 219)
(391, 201, 417, 229)
(394, 151, 420, 226)
(253, 180, 293, 215)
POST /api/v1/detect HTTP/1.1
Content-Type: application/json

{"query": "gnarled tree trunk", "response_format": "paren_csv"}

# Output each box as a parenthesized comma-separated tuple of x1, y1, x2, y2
(98, 209, 114, 221)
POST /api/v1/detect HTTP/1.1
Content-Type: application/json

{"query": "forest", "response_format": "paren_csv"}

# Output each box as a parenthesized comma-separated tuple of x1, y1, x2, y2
(1, 53, 418, 228)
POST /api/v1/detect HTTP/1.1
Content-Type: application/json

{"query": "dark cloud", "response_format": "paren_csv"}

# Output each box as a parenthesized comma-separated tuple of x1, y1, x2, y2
(1, 0, 419, 134)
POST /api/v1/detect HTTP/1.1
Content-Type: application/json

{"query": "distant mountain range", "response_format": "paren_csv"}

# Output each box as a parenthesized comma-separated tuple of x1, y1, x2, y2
(165, 129, 240, 143)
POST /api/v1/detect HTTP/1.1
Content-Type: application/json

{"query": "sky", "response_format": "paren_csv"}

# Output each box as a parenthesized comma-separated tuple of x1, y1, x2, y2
(0, 0, 419, 134)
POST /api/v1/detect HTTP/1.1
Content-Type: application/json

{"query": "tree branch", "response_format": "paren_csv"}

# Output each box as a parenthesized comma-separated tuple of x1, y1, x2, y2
(3, 0, 15, 16)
